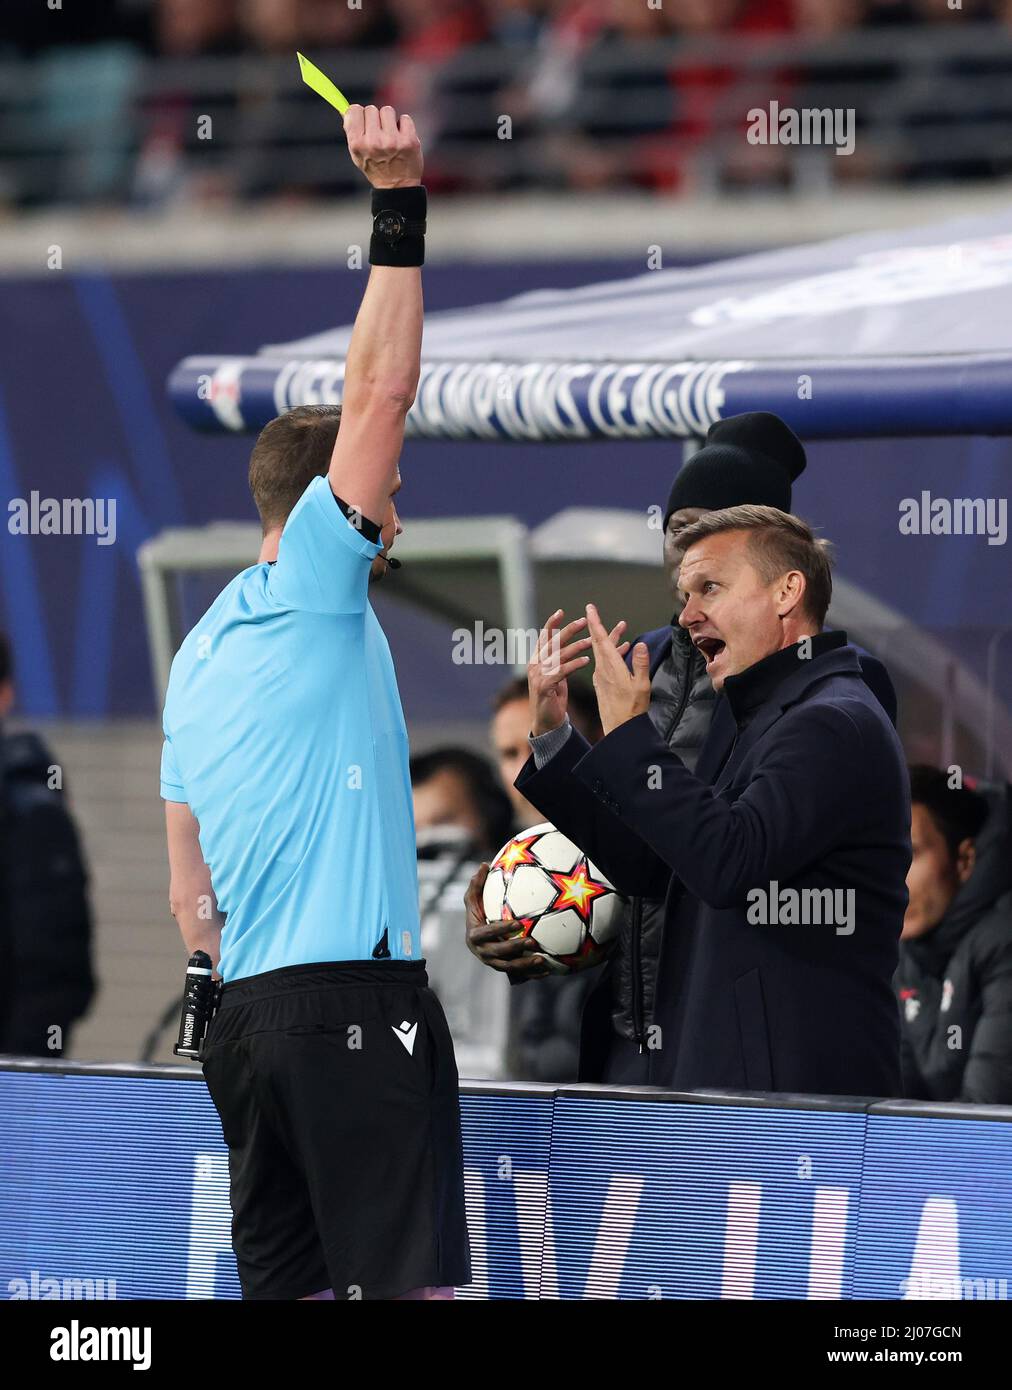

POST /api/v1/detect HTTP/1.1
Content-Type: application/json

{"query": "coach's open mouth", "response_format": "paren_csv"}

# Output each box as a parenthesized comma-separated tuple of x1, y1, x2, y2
(694, 635, 726, 669)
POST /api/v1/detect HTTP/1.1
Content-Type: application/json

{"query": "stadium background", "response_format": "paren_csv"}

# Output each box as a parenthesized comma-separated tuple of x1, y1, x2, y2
(2, 0, 1012, 1072)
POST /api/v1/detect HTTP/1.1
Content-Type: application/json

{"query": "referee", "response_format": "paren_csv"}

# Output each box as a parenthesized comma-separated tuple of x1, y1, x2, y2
(161, 105, 471, 1301)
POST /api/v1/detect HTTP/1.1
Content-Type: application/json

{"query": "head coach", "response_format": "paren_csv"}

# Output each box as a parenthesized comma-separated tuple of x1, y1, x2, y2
(473, 507, 910, 1097)
(160, 106, 470, 1301)
(475, 414, 895, 1091)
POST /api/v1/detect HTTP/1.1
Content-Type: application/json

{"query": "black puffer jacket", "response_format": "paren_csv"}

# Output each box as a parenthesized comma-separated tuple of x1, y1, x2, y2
(896, 781, 1012, 1104)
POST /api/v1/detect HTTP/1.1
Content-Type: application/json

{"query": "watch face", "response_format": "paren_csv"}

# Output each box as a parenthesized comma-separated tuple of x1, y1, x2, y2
(376, 211, 406, 243)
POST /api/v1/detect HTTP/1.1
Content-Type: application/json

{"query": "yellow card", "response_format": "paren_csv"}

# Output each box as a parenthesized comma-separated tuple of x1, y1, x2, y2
(296, 52, 350, 116)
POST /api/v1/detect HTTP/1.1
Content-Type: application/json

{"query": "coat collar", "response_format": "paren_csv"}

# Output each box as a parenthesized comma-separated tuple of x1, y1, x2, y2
(711, 635, 864, 795)
(721, 630, 858, 730)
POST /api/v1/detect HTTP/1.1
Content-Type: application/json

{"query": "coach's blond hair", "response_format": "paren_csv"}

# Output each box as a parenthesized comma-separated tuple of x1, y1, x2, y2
(675, 504, 834, 628)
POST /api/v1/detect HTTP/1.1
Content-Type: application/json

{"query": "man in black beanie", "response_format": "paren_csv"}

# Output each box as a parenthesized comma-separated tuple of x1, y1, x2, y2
(466, 411, 897, 1086)
(663, 411, 806, 525)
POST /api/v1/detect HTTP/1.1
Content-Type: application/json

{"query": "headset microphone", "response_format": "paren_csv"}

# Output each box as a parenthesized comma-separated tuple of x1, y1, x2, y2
(384, 556, 402, 570)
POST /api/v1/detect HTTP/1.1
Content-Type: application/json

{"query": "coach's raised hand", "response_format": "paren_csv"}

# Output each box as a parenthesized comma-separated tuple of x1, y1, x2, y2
(528, 609, 628, 736)
(344, 104, 422, 188)
(586, 603, 650, 735)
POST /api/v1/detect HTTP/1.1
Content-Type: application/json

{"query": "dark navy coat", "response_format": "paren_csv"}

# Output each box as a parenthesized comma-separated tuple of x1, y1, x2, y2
(516, 634, 910, 1098)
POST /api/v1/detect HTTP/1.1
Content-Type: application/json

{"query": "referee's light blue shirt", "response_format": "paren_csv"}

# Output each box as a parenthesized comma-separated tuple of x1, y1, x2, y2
(160, 476, 420, 982)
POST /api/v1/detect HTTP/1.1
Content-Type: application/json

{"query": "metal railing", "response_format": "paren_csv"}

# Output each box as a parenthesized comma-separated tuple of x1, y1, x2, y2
(3, 24, 1012, 206)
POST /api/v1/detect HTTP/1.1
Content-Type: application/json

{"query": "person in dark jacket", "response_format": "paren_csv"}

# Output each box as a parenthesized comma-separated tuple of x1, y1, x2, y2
(565, 411, 813, 1082)
(0, 632, 95, 1056)
(468, 506, 910, 1097)
(896, 766, 1012, 1104)
(468, 413, 896, 1086)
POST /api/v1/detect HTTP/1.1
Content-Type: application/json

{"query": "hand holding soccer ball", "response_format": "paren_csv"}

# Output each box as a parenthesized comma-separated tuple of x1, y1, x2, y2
(469, 823, 623, 977)
(465, 863, 552, 981)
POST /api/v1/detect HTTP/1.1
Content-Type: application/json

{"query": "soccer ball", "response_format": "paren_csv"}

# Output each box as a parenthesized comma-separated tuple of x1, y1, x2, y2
(482, 822, 624, 974)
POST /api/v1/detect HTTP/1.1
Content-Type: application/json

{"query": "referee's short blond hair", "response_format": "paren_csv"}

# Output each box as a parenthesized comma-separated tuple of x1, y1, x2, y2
(675, 505, 834, 628)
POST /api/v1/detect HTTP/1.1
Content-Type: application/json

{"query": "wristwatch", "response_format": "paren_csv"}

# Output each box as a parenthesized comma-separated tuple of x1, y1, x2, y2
(373, 208, 427, 245)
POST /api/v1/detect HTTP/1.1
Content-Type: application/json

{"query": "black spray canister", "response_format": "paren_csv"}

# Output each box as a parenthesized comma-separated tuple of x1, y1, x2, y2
(174, 951, 222, 1061)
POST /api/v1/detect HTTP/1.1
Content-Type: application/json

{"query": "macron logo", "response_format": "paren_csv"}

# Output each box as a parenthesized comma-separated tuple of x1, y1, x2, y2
(392, 1020, 417, 1055)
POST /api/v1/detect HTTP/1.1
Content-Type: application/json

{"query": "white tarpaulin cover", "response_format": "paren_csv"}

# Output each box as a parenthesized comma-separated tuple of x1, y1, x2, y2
(170, 207, 1012, 439)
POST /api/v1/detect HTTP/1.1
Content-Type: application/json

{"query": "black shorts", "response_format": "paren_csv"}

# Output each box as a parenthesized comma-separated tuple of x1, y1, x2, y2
(201, 959, 471, 1300)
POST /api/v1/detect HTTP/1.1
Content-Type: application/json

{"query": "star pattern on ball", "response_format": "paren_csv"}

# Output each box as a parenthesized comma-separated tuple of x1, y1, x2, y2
(546, 864, 610, 925)
(483, 826, 622, 970)
(492, 831, 543, 875)
(501, 900, 536, 937)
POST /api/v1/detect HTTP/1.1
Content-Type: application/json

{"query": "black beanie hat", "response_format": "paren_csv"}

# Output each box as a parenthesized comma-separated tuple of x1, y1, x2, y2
(663, 412, 807, 530)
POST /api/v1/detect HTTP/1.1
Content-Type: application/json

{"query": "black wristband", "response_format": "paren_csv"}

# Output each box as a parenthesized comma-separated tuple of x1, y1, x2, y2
(370, 185, 426, 267)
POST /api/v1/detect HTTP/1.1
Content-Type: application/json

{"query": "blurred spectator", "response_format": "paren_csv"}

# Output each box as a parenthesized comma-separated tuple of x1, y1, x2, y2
(300, 0, 397, 46)
(233, 0, 341, 202)
(133, 0, 242, 206)
(486, 0, 546, 48)
(491, 673, 602, 830)
(490, 674, 603, 1083)
(485, 0, 606, 190)
(620, 0, 795, 194)
(674, 0, 746, 31)
(411, 745, 514, 860)
(897, 766, 1012, 1103)
(236, 0, 393, 51)
(1, 0, 145, 205)
(0, 633, 95, 1058)
(239, 0, 302, 52)
(378, 0, 488, 183)
(790, 0, 866, 34)
(410, 746, 514, 1077)
(606, 0, 671, 39)
(5, 0, 1012, 206)
(158, 0, 240, 55)
(516, 0, 605, 123)
(157, 0, 240, 56)
(524, 0, 672, 191)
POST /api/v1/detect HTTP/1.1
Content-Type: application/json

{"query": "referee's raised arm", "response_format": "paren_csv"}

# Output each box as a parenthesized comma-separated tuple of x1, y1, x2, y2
(329, 104, 425, 528)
